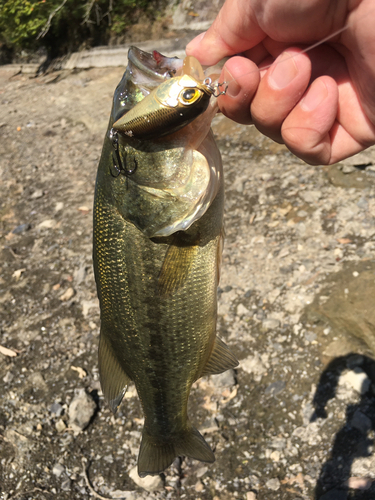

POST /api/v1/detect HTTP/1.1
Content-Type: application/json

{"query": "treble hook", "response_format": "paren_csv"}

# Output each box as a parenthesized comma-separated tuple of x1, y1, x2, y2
(203, 78, 228, 97)
(213, 81, 228, 97)
(109, 128, 137, 178)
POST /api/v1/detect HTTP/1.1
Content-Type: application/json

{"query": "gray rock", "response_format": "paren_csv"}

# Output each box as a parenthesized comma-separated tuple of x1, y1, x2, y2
(299, 190, 322, 203)
(128, 466, 163, 492)
(357, 196, 369, 209)
(61, 477, 71, 491)
(52, 463, 65, 477)
(265, 477, 280, 490)
(240, 354, 267, 381)
(237, 303, 250, 317)
(55, 419, 66, 433)
(196, 466, 208, 478)
(246, 493, 257, 500)
(265, 380, 286, 397)
(68, 390, 96, 434)
(212, 369, 236, 388)
(3, 371, 14, 383)
(30, 189, 44, 199)
(339, 368, 371, 395)
(73, 263, 87, 285)
(50, 402, 63, 416)
(5, 429, 33, 458)
(111, 491, 136, 500)
(17, 422, 34, 437)
(296, 210, 308, 217)
(341, 164, 357, 174)
(28, 372, 48, 391)
(337, 204, 360, 221)
(293, 423, 322, 445)
(12, 223, 31, 234)
(262, 318, 280, 330)
(305, 331, 317, 342)
(301, 402, 315, 426)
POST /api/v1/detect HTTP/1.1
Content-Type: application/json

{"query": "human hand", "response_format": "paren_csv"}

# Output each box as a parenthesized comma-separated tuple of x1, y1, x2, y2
(186, 0, 375, 165)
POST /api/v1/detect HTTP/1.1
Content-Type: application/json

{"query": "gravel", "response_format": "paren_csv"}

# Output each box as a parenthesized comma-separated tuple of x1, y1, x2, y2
(1, 59, 375, 500)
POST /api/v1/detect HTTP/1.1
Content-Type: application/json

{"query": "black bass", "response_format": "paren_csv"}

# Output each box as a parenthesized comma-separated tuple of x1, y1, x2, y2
(93, 47, 238, 478)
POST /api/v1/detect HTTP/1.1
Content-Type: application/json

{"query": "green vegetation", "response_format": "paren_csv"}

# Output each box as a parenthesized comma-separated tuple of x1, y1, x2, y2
(0, 0, 165, 61)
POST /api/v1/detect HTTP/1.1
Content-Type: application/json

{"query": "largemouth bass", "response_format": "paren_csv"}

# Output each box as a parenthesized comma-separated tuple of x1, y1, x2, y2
(93, 47, 238, 478)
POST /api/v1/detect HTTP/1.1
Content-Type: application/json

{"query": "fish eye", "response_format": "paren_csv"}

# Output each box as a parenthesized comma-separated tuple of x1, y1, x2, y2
(179, 88, 202, 105)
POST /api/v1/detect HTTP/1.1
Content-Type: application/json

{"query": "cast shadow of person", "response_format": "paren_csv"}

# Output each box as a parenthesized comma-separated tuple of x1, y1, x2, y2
(312, 353, 375, 500)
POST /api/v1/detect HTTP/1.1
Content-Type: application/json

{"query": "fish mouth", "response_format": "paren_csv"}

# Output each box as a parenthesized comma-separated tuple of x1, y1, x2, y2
(128, 46, 183, 83)
(112, 47, 184, 122)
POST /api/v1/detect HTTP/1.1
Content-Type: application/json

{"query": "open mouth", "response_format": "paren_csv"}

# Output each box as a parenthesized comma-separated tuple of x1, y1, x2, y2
(111, 47, 184, 123)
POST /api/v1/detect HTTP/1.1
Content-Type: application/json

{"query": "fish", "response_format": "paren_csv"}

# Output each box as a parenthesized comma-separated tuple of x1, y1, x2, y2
(93, 46, 238, 478)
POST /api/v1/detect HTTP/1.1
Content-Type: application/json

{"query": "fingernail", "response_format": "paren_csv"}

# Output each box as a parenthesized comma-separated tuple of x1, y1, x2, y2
(300, 79, 328, 111)
(186, 32, 206, 54)
(269, 52, 299, 90)
(223, 67, 241, 98)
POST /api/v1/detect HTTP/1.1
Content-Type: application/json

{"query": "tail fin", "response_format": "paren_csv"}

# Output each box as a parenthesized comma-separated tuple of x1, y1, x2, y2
(137, 424, 215, 477)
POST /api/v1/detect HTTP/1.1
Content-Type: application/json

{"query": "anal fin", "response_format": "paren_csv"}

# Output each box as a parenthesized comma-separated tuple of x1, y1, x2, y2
(98, 333, 131, 413)
(200, 337, 239, 377)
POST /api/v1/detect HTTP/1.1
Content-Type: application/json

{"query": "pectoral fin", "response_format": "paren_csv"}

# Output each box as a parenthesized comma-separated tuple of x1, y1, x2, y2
(200, 337, 239, 377)
(98, 333, 131, 413)
(157, 238, 199, 296)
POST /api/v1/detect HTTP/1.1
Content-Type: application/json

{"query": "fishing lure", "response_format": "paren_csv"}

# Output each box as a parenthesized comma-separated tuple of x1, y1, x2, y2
(112, 55, 226, 141)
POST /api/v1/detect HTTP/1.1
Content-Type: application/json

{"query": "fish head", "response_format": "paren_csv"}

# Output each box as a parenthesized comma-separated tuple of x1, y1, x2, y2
(105, 47, 223, 238)
(112, 47, 221, 142)
(112, 46, 184, 123)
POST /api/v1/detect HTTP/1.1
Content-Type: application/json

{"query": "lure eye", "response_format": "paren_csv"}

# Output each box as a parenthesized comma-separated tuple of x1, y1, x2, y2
(179, 88, 202, 105)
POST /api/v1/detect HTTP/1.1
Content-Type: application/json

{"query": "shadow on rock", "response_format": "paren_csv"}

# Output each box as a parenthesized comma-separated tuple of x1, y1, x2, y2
(312, 354, 375, 500)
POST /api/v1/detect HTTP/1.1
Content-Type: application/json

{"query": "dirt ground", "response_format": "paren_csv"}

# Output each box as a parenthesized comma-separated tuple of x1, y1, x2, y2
(1, 59, 375, 500)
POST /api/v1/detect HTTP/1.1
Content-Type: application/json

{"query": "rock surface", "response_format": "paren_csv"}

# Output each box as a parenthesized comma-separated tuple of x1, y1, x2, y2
(1, 48, 375, 500)
(304, 261, 375, 356)
(68, 389, 96, 434)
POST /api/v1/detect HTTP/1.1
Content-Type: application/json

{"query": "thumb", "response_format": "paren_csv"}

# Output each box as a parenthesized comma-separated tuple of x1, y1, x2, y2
(186, 0, 265, 65)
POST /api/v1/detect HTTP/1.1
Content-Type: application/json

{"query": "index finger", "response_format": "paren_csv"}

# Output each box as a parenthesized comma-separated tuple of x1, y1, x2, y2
(186, 0, 265, 65)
